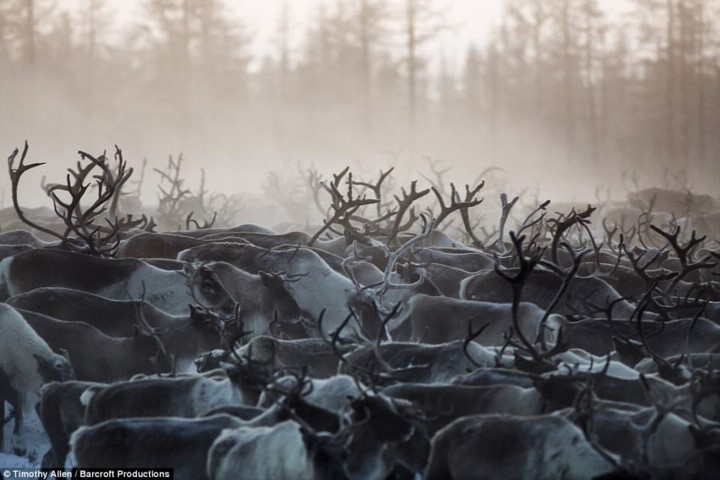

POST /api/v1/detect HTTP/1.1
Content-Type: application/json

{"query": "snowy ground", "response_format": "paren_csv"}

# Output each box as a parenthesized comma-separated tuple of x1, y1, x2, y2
(1, 408, 54, 470)
(1, 366, 197, 472)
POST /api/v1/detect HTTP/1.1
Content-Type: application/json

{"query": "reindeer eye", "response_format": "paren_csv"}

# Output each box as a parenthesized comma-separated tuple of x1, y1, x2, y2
(201, 279, 217, 294)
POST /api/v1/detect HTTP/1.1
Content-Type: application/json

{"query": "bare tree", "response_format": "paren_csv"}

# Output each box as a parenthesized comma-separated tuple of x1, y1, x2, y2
(401, 0, 446, 129)
(351, 0, 386, 135)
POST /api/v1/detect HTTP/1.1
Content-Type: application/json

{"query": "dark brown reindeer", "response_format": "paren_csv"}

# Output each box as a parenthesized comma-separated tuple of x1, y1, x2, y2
(17, 304, 172, 382)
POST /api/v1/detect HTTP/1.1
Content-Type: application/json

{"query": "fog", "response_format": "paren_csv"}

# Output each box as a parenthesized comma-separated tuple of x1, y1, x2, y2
(0, 0, 718, 223)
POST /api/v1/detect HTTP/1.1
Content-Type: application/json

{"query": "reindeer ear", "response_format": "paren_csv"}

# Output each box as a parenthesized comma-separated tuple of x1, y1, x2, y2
(59, 348, 71, 362)
(188, 304, 207, 323)
(300, 426, 317, 451)
(33, 353, 61, 381)
(259, 271, 277, 288)
(182, 262, 193, 276)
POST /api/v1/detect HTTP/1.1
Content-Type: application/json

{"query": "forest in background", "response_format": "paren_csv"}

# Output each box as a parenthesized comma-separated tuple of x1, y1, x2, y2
(0, 0, 718, 209)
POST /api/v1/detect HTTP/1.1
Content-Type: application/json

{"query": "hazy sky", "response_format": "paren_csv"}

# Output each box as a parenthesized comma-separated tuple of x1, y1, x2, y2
(60, 0, 632, 77)
(81, 0, 506, 44)
(61, 0, 504, 75)
(239, 0, 507, 74)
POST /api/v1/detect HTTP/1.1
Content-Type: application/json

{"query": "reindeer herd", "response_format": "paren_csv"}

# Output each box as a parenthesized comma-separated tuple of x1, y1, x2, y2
(0, 143, 719, 479)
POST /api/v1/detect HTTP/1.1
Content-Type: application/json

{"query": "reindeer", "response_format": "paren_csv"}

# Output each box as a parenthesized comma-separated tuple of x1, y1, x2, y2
(0, 303, 74, 455)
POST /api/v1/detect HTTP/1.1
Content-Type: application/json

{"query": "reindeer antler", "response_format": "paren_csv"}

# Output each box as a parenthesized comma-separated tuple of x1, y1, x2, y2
(387, 180, 430, 244)
(431, 182, 484, 230)
(8, 143, 134, 256)
(8, 143, 66, 242)
(308, 169, 378, 246)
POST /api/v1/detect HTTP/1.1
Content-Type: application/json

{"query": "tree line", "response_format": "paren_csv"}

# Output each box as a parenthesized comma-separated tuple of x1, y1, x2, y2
(0, 0, 717, 196)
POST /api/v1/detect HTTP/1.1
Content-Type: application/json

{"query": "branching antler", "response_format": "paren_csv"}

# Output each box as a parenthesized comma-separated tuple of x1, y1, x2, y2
(387, 180, 430, 244)
(454, 183, 487, 248)
(304, 166, 327, 217)
(496, 193, 519, 253)
(8, 142, 66, 241)
(493, 232, 567, 373)
(308, 168, 378, 246)
(545, 205, 596, 265)
(8, 142, 133, 256)
(353, 167, 395, 218)
(622, 170, 641, 193)
(534, 243, 591, 348)
(154, 154, 192, 227)
(621, 240, 678, 291)
(186, 211, 218, 231)
(463, 320, 490, 369)
(431, 182, 484, 230)
(419, 157, 451, 194)
(372, 214, 435, 300)
(648, 225, 717, 289)
(634, 299, 692, 385)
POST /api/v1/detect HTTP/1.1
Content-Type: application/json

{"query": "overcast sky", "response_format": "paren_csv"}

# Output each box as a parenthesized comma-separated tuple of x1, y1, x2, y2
(59, 0, 632, 77)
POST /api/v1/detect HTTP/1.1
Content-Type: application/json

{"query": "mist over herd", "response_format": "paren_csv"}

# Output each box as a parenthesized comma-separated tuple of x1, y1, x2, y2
(0, 138, 716, 479)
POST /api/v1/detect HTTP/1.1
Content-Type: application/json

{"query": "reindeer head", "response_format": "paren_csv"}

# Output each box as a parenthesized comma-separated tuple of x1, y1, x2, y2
(34, 350, 75, 383)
